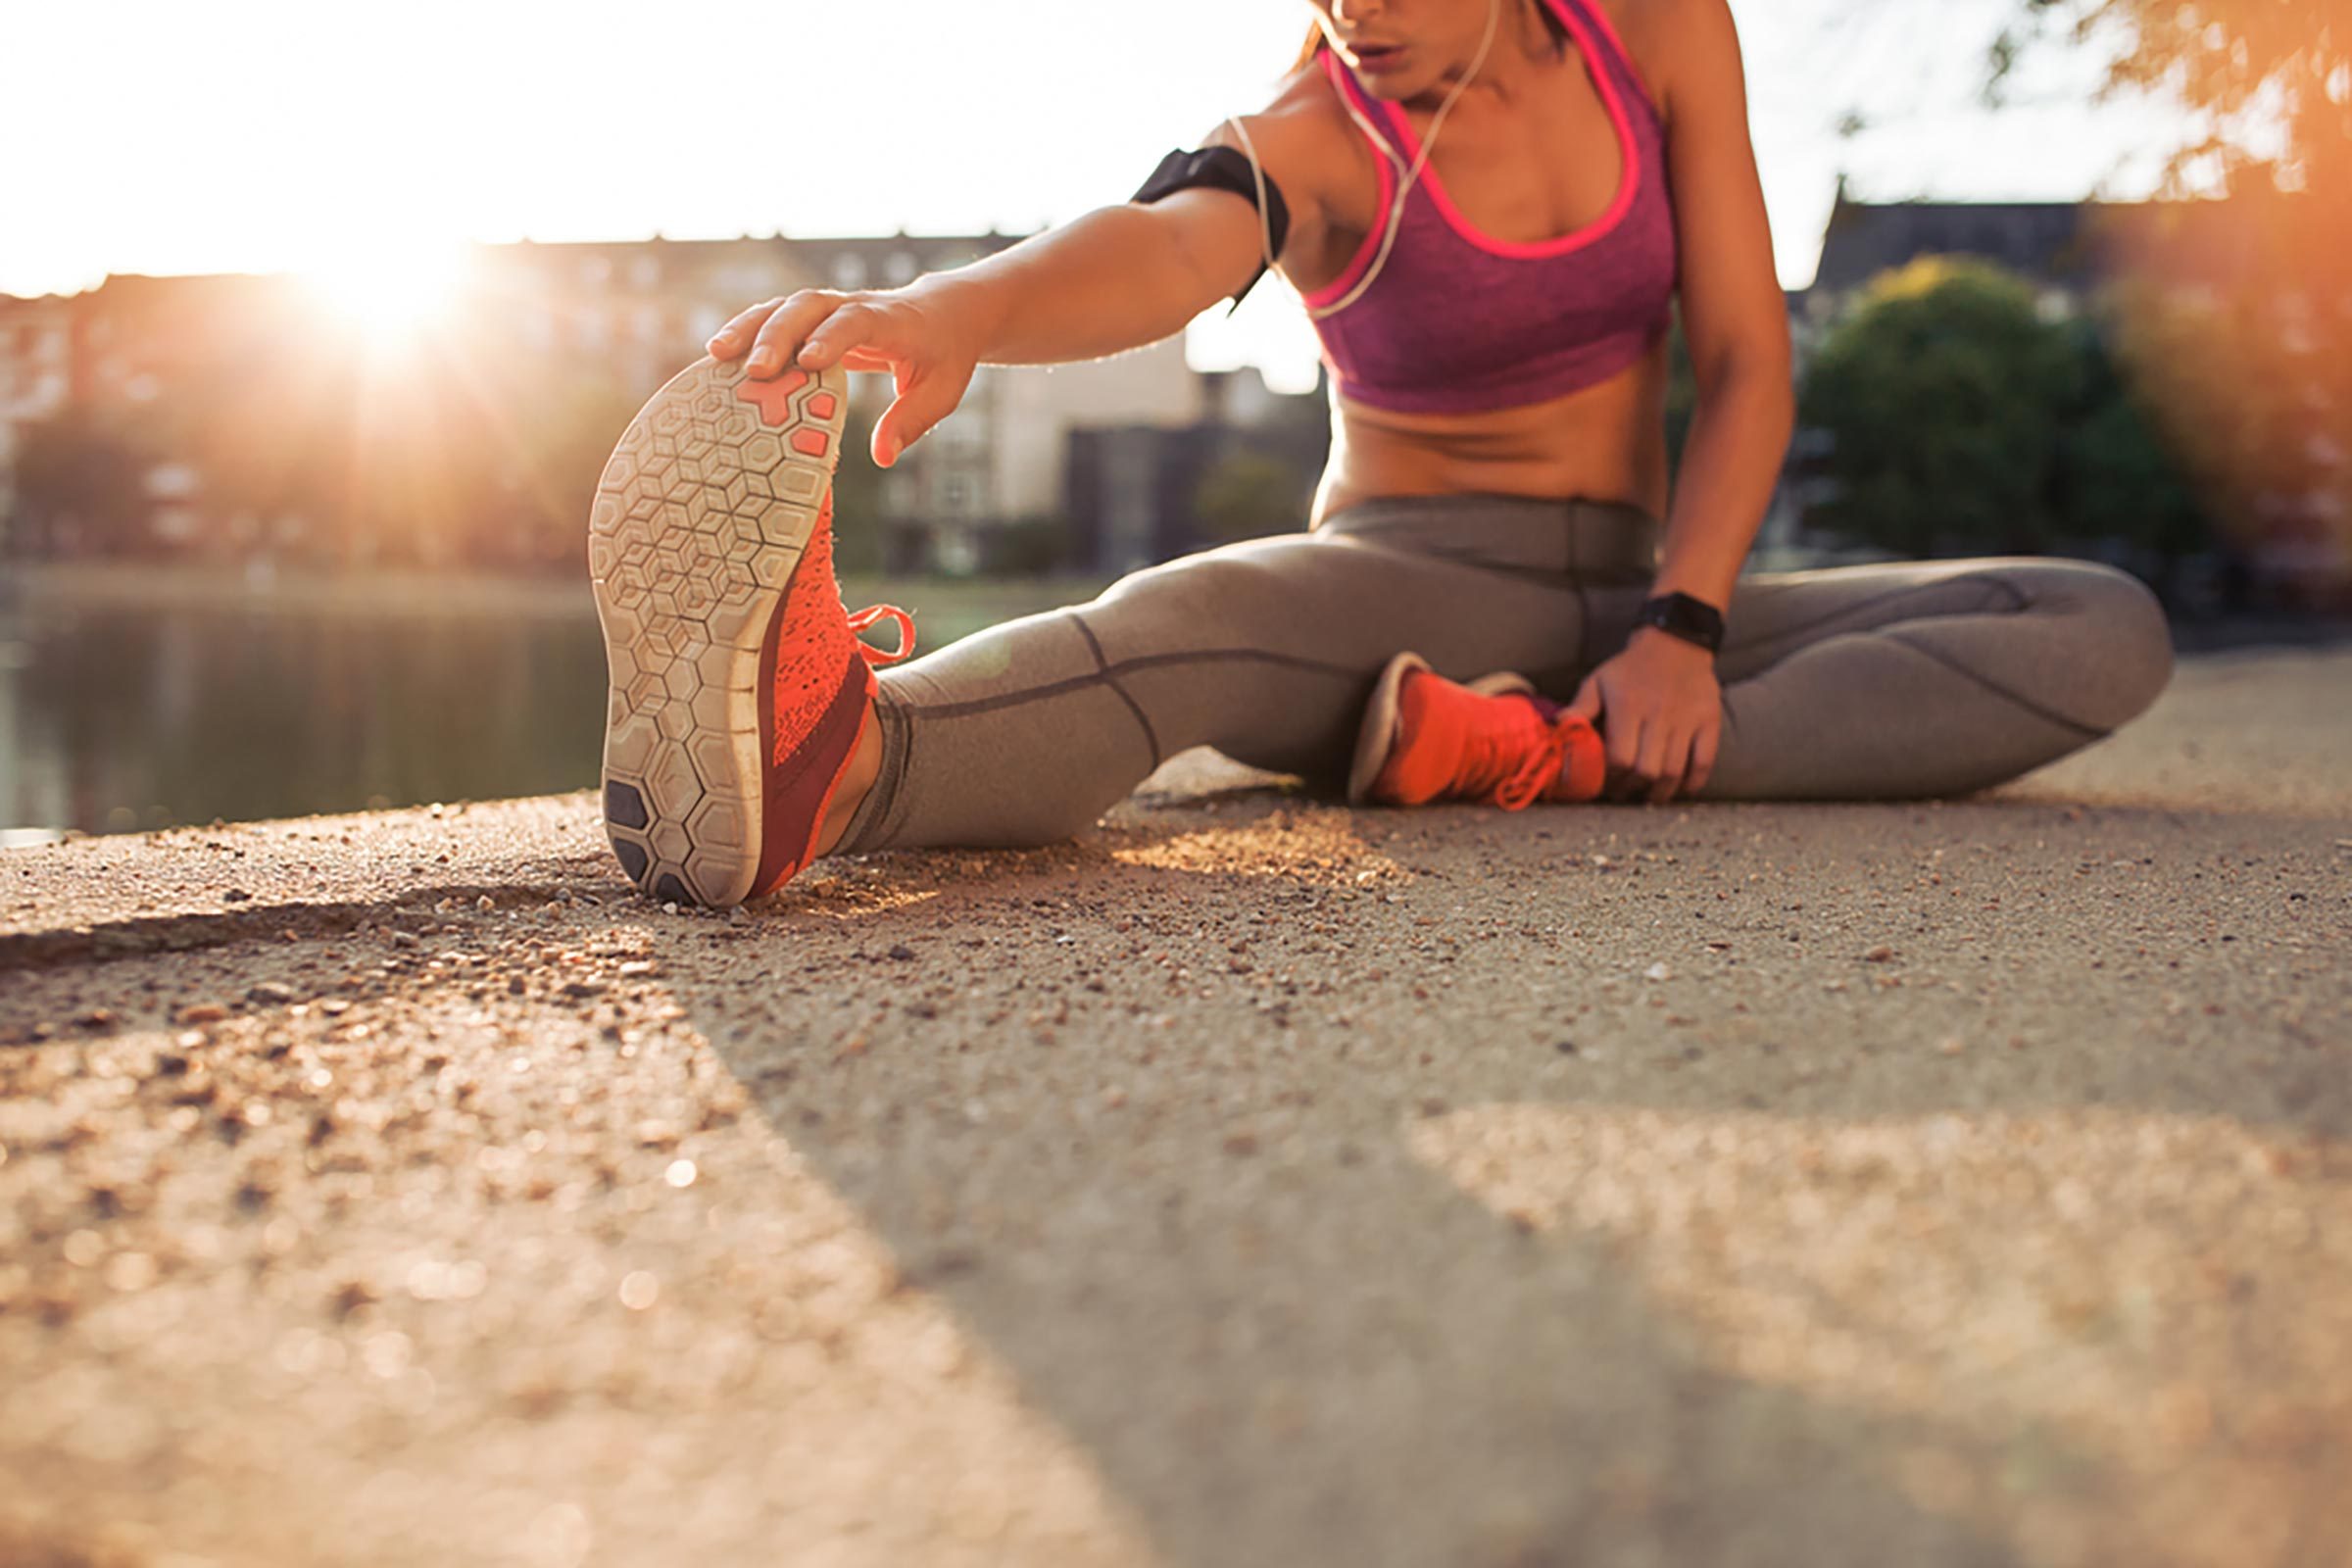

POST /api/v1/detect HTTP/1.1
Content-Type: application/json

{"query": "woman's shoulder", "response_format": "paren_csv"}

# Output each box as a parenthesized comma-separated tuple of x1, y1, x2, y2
(1595, 0, 1759, 134)
(1247, 55, 1365, 154)
(1205, 56, 1379, 219)
(1590, 0, 1684, 120)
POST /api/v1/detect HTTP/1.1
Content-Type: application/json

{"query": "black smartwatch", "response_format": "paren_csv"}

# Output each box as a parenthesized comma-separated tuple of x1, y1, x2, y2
(1635, 592, 1726, 655)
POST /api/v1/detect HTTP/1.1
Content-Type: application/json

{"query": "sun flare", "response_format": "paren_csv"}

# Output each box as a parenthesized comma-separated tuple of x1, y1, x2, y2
(301, 241, 469, 350)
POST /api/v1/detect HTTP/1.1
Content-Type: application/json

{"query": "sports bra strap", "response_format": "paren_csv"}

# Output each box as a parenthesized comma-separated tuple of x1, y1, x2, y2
(1536, 0, 1656, 114)
(1319, 49, 1407, 172)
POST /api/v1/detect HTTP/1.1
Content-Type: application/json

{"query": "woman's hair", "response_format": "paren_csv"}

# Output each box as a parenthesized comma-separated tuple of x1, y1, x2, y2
(1293, 1, 1570, 74)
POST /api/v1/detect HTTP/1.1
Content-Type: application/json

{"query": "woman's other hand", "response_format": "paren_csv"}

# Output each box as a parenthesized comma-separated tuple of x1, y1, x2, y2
(705, 286, 979, 469)
(1563, 629, 1722, 803)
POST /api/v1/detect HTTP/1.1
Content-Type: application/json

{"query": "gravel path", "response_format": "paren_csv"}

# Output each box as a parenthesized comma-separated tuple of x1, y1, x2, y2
(3, 645, 2348, 1568)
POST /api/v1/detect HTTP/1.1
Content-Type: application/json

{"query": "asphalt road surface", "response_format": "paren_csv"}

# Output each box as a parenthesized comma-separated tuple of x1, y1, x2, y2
(3, 643, 2348, 1568)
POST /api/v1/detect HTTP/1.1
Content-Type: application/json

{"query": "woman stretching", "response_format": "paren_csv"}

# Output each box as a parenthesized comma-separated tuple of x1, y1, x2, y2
(587, 0, 2174, 908)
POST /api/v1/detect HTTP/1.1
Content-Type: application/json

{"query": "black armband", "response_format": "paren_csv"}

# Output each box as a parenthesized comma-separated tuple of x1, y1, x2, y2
(1131, 145, 1292, 313)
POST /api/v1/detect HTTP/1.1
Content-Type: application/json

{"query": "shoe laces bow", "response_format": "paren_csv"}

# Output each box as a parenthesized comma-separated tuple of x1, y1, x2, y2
(1457, 705, 1576, 811)
(846, 604, 914, 665)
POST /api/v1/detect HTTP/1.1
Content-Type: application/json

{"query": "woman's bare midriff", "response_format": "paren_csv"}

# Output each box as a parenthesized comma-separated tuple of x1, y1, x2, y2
(1308, 330, 1674, 527)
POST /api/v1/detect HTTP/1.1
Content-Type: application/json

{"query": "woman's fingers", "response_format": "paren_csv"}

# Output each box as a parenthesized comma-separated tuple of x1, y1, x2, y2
(1638, 724, 1681, 804)
(873, 360, 975, 467)
(701, 286, 974, 467)
(1646, 748, 1685, 803)
(706, 298, 784, 361)
(1564, 674, 1603, 727)
(742, 291, 851, 377)
(797, 301, 890, 370)
(1686, 721, 1720, 797)
(1602, 711, 1646, 801)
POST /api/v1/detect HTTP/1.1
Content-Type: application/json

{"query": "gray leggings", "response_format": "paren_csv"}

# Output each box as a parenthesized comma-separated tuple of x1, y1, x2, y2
(836, 494, 2175, 852)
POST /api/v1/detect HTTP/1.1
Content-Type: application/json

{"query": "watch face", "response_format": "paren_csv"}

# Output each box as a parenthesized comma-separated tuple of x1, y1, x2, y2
(1642, 595, 1722, 650)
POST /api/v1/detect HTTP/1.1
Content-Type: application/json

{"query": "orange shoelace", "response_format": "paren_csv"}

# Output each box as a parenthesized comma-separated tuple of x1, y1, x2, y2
(1454, 707, 1580, 811)
(847, 604, 915, 665)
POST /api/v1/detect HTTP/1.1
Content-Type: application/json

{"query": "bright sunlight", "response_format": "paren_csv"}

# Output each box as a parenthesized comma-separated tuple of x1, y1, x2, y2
(300, 239, 470, 352)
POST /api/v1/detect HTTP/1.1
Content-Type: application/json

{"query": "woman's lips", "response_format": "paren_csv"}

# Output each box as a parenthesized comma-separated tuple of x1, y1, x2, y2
(1352, 43, 1406, 73)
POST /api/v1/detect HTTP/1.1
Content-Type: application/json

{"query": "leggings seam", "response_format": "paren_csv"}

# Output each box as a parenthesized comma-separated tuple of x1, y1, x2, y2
(1733, 574, 2034, 661)
(1880, 628, 2108, 741)
(883, 687, 919, 850)
(1568, 514, 1595, 673)
(1067, 611, 1165, 769)
(1318, 527, 1646, 590)
(901, 646, 1364, 722)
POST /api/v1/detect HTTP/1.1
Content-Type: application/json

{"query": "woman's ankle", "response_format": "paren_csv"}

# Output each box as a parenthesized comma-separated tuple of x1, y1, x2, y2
(814, 713, 885, 857)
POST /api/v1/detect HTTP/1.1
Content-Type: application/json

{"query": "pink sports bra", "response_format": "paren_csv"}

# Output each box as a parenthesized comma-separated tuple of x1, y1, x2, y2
(1307, 0, 1680, 415)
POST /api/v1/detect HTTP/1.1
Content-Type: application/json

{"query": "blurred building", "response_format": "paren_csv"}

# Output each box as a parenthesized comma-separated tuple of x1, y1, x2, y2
(11, 198, 2338, 599)
(0, 294, 75, 556)
(472, 230, 1220, 572)
(0, 230, 1215, 573)
(1801, 183, 2100, 314)
(1066, 367, 1332, 572)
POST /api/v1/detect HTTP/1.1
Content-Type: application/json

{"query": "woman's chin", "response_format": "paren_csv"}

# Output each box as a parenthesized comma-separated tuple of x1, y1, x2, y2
(1354, 74, 1421, 103)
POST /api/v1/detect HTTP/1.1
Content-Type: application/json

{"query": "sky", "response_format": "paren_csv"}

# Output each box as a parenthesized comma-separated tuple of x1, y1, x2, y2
(3, 0, 2191, 392)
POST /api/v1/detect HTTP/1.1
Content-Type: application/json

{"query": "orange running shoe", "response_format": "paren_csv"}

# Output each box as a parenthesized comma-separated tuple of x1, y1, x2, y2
(1347, 652, 1605, 809)
(590, 356, 911, 906)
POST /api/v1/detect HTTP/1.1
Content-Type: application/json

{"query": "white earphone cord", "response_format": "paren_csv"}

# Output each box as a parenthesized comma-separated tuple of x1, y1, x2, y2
(1225, 0, 1502, 320)
(1225, 112, 1280, 292)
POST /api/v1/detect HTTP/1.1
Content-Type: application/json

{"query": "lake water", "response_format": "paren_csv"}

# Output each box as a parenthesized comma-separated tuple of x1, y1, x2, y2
(0, 564, 1095, 845)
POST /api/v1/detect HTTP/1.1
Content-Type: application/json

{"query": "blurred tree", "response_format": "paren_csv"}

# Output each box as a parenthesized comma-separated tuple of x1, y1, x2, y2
(828, 401, 889, 577)
(1195, 448, 1308, 544)
(155, 293, 334, 564)
(982, 514, 1080, 576)
(11, 407, 158, 559)
(1797, 257, 2082, 556)
(489, 369, 641, 573)
(2051, 312, 2214, 586)
(1992, 1, 2347, 200)
(1995, 0, 2351, 588)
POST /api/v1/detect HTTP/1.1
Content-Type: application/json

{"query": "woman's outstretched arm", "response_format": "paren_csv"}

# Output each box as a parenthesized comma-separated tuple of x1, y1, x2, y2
(705, 95, 1330, 466)
(701, 198, 1251, 466)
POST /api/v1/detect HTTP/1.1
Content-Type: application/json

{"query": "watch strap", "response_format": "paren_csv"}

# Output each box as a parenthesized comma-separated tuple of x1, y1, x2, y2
(1637, 592, 1726, 655)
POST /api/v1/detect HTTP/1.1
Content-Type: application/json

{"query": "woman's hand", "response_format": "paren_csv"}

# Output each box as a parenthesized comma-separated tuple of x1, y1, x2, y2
(1563, 628, 1723, 803)
(705, 285, 981, 469)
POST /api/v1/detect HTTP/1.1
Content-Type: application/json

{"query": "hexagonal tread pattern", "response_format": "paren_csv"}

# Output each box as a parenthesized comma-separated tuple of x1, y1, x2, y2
(588, 354, 851, 906)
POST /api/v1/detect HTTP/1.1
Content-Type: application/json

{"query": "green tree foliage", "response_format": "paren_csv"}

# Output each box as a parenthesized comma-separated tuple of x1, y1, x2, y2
(1997, 0, 2352, 580)
(1801, 257, 2217, 578)
(2053, 313, 2212, 565)
(1798, 258, 2082, 556)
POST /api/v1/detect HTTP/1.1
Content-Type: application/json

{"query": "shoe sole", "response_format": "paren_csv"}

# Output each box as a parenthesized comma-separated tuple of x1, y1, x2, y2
(588, 355, 852, 906)
(1346, 651, 1536, 805)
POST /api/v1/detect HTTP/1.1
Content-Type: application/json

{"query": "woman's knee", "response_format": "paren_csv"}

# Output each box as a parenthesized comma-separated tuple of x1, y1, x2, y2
(1089, 538, 1322, 652)
(2052, 561, 2175, 729)
(1898, 557, 2174, 738)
